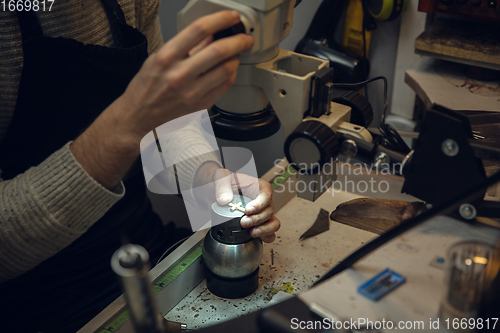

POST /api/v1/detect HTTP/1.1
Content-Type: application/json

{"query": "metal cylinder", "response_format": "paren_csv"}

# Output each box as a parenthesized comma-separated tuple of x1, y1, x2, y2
(210, 197, 253, 245)
(111, 244, 164, 333)
(205, 196, 263, 277)
(203, 230, 263, 279)
(203, 197, 264, 298)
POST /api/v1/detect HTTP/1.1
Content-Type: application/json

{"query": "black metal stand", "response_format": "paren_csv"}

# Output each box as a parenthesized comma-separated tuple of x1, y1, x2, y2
(205, 267, 260, 299)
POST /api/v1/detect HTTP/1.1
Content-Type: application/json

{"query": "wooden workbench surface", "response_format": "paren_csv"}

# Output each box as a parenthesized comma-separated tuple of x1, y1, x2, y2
(165, 189, 378, 329)
(405, 57, 500, 112)
(299, 216, 500, 332)
(164, 163, 499, 331)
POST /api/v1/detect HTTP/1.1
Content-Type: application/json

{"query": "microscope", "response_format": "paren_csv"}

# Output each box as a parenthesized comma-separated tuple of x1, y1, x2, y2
(177, 0, 381, 299)
(178, 0, 375, 201)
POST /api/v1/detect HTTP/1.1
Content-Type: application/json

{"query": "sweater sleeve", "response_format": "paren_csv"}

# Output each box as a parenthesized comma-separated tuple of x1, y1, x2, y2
(0, 143, 124, 283)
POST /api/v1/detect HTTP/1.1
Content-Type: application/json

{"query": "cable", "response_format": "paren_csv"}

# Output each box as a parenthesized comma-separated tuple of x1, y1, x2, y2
(332, 76, 388, 112)
(332, 76, 411, 154)
(383, 123, 411, 153)
(314, 167, 500, 286)
(155, 236, 190, 267)
(332, 76, 388, 129)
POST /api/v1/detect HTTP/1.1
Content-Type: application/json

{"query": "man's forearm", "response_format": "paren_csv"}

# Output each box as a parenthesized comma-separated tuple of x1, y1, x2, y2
(70, 100, 142, 190)
(70, 11, 253, 190)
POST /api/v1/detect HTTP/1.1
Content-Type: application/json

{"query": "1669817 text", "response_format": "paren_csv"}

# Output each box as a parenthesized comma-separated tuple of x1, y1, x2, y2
(2, 0, 55, 11)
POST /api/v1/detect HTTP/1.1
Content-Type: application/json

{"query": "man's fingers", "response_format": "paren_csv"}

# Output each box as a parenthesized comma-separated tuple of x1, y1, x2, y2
(245, 179, 273, 214)
(240, 202, 274, 228)
(194, 55, 240, 97)
(258, 178, 274, 197)
(196, 72, 238, 109)
(249, 216, 281, 239)
(184, 34, 253, 78)
(245, 192, 271, 215)
(188, 35, 214, 57)
(261, 234, 276, 243)
(160, 11, 241, 60)
(214, 169, 233, 205)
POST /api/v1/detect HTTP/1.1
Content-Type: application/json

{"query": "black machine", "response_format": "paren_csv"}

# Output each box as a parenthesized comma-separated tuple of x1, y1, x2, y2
(295, 0, 371, 84)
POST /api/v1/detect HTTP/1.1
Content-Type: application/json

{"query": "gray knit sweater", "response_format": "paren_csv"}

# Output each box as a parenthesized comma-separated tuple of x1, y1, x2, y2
(0, 1, 217, 283)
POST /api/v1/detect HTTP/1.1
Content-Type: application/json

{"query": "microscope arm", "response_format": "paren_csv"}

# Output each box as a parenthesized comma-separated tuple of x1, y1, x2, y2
(178, 0, 336, 139)
(231, 50, 331, 138)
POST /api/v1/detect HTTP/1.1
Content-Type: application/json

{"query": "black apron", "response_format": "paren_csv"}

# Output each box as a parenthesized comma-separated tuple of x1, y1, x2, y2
(0, 2, 180, 332)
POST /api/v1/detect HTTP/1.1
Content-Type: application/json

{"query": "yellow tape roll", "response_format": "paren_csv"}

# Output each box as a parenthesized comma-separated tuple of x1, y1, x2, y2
(368, 0, 408, 21)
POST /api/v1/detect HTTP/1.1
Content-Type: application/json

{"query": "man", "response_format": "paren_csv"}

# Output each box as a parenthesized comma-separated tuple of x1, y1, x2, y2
(0, 1, 280, 332)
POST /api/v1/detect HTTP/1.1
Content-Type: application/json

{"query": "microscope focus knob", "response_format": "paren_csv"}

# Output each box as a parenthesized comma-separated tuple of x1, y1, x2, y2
(332, 90, 374, 128)
(213, 21, 246, 41)
(285, 120, 340, 174)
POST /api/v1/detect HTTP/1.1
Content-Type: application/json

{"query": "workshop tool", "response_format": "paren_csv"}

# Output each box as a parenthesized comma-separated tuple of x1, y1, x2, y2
(439, 241, 495, 332)
(202, 196, 263, 298)
(342, 0, 372, 58)
(296, 0, 370, 84)
(330, 198, 427, 235)
(367, 0, 408, 21)
(103, 243, 198, 333)
(299, 208, 330, 241)
(357, 268, 406, 301)
(111, 244, 165, 333)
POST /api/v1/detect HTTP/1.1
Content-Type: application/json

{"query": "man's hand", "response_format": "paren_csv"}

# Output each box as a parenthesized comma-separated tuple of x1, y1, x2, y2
(71, 11, 254, 190)
(194, 163, 281, 243)
(215, 169, 280, 244)
(115, 10, 254, 141)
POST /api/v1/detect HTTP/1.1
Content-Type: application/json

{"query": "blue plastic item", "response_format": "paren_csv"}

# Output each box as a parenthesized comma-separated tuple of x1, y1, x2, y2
(357, 268, 406, 301)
